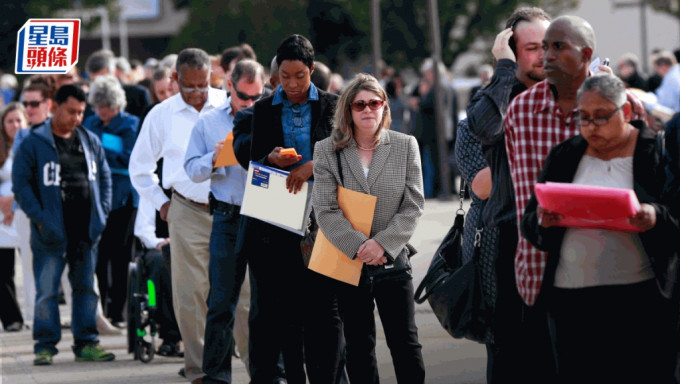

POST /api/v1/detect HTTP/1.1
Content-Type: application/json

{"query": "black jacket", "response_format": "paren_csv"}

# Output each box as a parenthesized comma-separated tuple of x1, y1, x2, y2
(233, 89, 338, 171)
(521, 121, 679, 293)
(466, 59, 527, 227)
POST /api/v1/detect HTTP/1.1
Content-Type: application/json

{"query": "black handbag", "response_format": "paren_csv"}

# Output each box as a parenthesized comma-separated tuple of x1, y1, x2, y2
(414, 182, 490, 343)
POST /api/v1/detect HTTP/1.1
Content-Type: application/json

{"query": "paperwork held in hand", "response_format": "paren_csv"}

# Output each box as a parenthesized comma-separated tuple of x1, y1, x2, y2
(214, 131, 239, 168)
(308, 186, 377, 286)
(534, 182, 642, 232)
(240, 161, 312, 235)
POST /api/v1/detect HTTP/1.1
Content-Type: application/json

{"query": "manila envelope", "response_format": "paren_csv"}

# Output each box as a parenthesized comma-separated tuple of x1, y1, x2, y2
(308, 186, 377, 286)
(214, 131, 238, 168)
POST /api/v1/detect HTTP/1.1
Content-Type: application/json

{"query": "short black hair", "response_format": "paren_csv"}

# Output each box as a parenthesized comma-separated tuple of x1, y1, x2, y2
(176, 48, 211, 75)
(310, 61, 331, 91)
(276, 34, 314, 69)
(54, 84, 87, 105)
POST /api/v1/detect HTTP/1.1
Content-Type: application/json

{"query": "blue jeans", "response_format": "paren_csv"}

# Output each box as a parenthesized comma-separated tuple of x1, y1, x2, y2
(203, 204, 248, 383)
(33, 239, 99, 355)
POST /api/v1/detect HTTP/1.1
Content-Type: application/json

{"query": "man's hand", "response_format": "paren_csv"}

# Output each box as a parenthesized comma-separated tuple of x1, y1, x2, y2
(356, 239, 388, 266)
(3, 211, 13, 226)
(268, 147, 302, 169)
(492, 28, 516, 62)
(160, 201, 171, 221)
(537, 206, 563, 228)
(0, 196, 13, 217)
(629, 203, 656, 232)
(212, 139, 225, 166)
(156, 238, 170, 251)
(286, 161, 313, 194)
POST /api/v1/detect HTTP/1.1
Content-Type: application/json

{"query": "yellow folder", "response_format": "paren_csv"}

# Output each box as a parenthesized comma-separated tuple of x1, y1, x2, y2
(308, 186, 377, 286)
(214, 131, 238, 168)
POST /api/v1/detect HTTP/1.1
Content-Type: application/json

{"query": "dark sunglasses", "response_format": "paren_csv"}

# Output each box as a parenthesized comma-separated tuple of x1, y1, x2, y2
(350, 99, 385, 112)
(22, 100, 44, 108)
(233, 87, 262, 102)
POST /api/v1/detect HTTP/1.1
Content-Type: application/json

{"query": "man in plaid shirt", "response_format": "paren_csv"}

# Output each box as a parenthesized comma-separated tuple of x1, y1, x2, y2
(505, 16, 645, 306)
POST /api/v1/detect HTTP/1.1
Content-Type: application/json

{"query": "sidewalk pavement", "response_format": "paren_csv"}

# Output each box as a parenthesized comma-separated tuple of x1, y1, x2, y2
(0, 196, 487, 384)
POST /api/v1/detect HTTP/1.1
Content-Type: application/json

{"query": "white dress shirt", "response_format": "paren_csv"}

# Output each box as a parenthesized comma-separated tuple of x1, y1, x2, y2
(129, 88, 226, 210)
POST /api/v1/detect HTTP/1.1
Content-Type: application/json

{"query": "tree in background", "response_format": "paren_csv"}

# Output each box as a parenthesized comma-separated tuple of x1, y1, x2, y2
(171, 0, 578, 72)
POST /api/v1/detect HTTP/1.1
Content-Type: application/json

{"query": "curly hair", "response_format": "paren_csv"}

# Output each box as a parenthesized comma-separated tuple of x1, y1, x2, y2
(88, 75, 127, 111)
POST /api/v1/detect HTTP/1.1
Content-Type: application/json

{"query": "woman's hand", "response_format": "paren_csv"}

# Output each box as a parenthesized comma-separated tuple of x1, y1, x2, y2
(537, 206, 563, 228)
(286, 161, 313, 194)
(629, 203, 656, 231)
(356, 239, 388, 266)
(268, 147, 302, 169)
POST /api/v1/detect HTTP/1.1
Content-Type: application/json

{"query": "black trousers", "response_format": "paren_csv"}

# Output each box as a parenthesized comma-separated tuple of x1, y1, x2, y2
(336, 273, 425, 384)
(97, 202, 136, 322)
(485, 222, 556, 384)
(547, 279, 676, 384)
(140, 245, 181, 343)
(0, 248, 23, 328)
(245, 219, 343, 384)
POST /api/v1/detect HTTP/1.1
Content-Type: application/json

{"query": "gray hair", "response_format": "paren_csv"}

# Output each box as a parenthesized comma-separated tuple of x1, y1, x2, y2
(176, 48, 211, 77)
(231, 59, 265, 85)
(85, 50, 116, 76)
(115, 57, 131, 75)
(88, 75, 127, 111)
(577, 73, 626, 107)
(160, 54, 178, 69)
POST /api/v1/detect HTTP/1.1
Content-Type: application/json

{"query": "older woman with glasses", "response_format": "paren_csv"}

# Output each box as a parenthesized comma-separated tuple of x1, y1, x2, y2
(312, 73, 425, 383)
(84, 75, 139, 328)
(521, 73, 678, 383)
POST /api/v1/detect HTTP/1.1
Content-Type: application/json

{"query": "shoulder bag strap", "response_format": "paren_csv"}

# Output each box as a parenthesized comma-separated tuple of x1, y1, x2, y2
(336, 150, 344, 187)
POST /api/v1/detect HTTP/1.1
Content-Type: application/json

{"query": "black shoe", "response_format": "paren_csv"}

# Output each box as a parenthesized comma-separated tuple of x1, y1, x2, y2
(111, 321, 126, 329)
(5, 322, 23, 332)
(179, 368, 186, 378)
(157, 341, 183, 357)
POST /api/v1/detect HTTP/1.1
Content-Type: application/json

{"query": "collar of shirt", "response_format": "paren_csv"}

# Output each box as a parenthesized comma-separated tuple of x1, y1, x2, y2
(169, 87, 226, 114)
(272, 82, 319, 106)
(219, 98, 234, 116)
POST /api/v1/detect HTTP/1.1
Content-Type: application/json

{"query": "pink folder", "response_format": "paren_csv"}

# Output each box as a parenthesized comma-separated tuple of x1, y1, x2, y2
(533, 182, 642, 232)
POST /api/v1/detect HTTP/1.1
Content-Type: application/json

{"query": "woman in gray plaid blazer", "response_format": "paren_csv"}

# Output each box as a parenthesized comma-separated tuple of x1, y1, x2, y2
(312, 73, 426, 383)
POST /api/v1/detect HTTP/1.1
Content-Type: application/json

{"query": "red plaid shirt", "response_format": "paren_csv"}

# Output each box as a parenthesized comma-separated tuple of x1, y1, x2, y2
(504, 79, 646, 305)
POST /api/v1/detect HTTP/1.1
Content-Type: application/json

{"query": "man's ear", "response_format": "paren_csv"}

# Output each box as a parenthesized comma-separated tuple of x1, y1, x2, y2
(622, 101, 632, 122)
(582, 47, 594, 64)
(172, 71, 179, 83)
(310, 63, 315, 74)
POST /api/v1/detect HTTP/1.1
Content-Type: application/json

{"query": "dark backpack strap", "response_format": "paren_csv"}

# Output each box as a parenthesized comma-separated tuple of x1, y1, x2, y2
(336, 150, 344, 187)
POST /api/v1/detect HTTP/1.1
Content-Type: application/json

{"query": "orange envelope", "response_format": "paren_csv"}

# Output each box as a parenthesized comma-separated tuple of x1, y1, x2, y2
(308, 186, 377, 286)
(214, 131, 238, 168)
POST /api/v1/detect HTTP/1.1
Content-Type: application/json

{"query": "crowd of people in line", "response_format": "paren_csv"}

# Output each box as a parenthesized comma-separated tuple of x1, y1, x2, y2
(1, 5, 680, 384)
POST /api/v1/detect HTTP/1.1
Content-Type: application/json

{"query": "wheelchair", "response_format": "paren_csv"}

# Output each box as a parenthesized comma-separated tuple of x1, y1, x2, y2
(126, 241, 160, 363)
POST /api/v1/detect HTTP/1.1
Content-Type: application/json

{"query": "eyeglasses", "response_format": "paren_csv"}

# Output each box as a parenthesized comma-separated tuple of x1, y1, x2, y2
(350, 99, 385, 112)
(573, 105, 623, 127)
(22, 100, 44, 108)
(233, 87, 262, 102)
(179, 85, 210, 94)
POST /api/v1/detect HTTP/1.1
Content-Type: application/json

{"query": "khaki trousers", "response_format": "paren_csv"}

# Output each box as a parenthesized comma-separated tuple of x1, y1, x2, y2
(168, 194, 212, 382)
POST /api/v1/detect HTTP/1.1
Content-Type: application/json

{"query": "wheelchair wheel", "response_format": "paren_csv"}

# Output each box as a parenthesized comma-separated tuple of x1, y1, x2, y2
(126, 261, 141, 355)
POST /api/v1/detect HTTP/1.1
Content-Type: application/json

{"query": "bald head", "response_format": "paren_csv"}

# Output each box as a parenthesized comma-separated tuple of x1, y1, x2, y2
(543, 15, 596, 88)
(550, 16, 596, 52)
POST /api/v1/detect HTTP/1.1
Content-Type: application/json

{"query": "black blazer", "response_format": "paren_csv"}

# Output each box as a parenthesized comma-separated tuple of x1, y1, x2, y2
(233, 89, 339, 171)
(521, 121, 679, 294)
